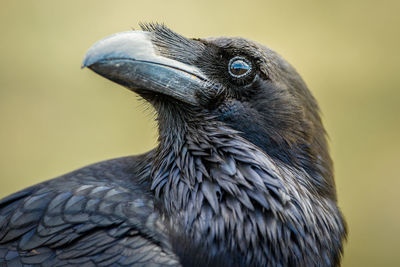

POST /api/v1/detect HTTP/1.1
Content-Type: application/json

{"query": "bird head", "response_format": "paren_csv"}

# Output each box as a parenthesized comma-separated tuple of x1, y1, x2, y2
(83, 23, 335, 199)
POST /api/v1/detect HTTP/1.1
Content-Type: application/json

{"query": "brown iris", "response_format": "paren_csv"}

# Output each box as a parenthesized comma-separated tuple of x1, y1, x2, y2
(228, 57, 252, 78)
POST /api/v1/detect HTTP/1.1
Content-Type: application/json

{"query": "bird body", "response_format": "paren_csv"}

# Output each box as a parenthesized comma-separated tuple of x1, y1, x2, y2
(0, 24, 346, 266)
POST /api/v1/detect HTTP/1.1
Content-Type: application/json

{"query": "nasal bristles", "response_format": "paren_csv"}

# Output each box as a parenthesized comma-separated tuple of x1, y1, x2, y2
(138, 22, 205, 65)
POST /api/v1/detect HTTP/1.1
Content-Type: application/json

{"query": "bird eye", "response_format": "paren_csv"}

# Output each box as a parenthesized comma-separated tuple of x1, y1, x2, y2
(228, 57, 252, 78)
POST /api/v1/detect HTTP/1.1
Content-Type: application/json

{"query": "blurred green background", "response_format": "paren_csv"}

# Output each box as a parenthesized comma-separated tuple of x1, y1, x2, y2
(1, 0, 399, 266)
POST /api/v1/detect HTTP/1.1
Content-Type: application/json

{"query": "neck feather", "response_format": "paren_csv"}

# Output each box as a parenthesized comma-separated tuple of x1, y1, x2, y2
(150, 112, 345, 266)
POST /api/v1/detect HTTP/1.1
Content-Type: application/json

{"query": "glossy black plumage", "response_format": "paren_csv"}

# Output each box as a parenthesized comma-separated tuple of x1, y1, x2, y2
(0, 155, 180, 266)
(0, 24, 346, 266)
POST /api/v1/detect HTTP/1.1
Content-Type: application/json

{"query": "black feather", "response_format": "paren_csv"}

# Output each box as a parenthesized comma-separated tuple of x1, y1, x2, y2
(0, 25, 346, 266)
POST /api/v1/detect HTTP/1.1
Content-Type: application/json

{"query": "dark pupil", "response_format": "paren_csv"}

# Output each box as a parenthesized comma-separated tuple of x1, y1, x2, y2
(230, 60, 250, 76)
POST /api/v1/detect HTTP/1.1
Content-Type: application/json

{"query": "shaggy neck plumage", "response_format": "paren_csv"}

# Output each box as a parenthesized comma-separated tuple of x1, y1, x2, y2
(148, 101, 345, 266)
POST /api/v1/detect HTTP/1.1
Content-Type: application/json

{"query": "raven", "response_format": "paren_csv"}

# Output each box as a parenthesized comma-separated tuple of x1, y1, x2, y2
(0, 24, 346, 266)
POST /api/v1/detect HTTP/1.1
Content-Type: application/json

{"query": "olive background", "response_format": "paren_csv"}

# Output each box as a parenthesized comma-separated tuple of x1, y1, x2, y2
(1, 1, 399, 266)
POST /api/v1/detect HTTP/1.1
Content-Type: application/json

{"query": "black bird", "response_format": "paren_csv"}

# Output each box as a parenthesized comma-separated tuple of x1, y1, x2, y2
(0, 24, 346, 266)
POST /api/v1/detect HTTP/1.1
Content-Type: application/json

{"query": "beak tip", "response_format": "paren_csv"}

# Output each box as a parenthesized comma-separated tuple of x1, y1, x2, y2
(81, 54, 94, 69)
(81, 61, 91, 69)
(82, 31, 152, 72)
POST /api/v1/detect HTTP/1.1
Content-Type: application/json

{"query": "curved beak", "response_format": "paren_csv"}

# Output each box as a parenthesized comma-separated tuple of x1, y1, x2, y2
(82, 31, 209, 105)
